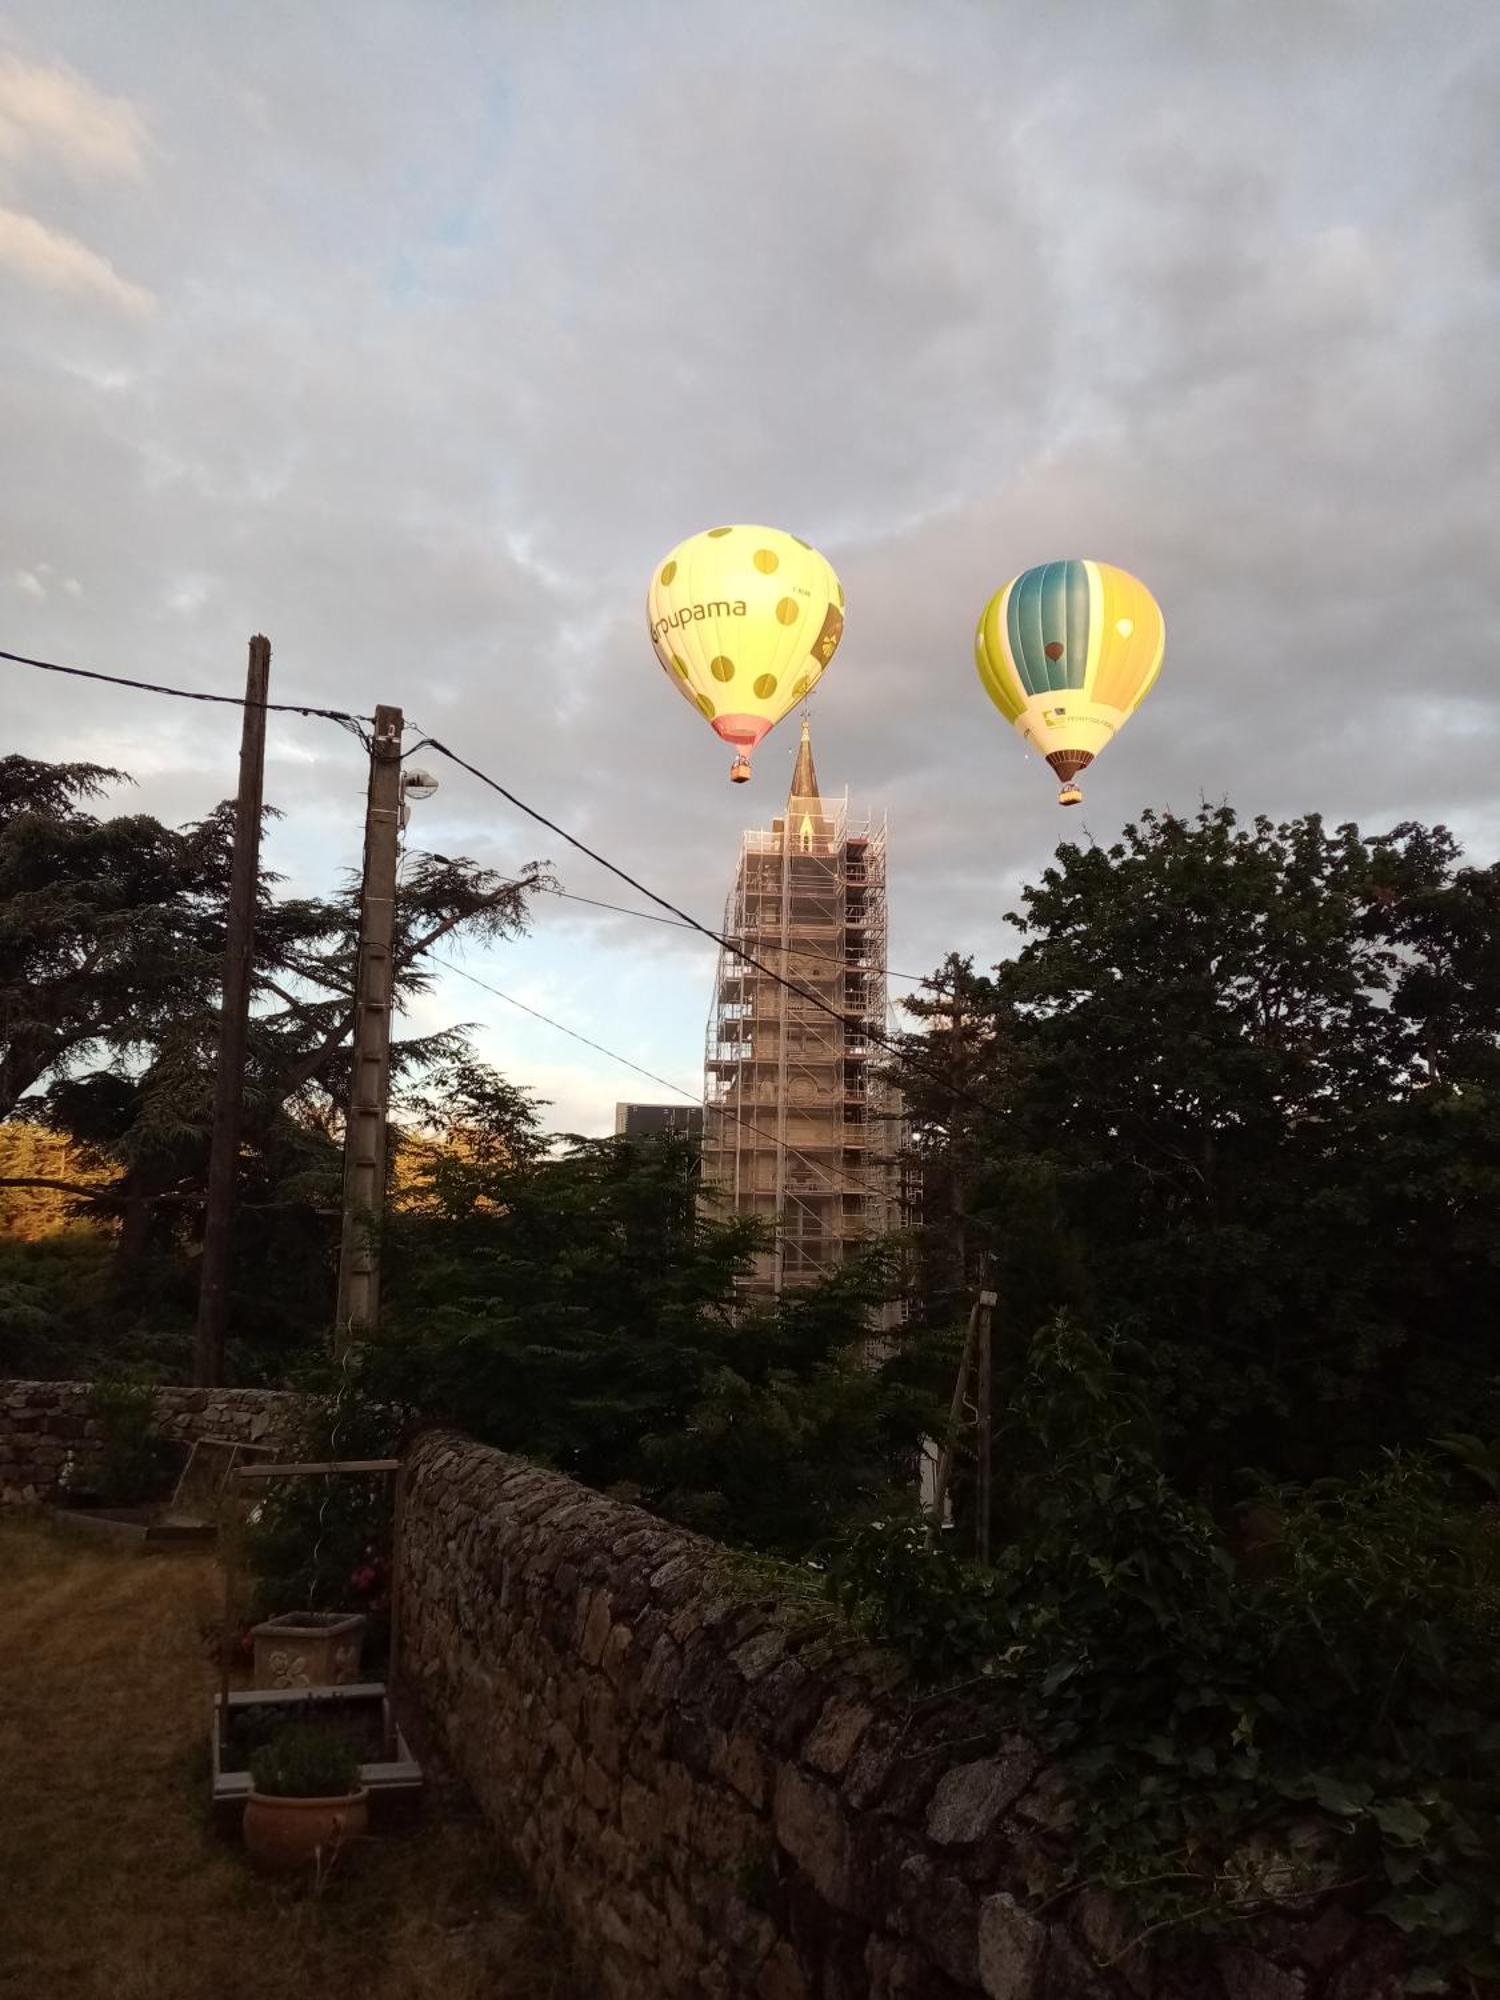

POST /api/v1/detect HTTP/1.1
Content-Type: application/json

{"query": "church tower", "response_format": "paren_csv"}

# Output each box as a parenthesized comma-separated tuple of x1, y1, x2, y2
(702, 722, 900, 1301)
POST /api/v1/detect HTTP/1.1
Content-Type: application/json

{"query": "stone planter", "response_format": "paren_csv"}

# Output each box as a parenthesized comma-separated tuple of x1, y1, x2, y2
(251, 1611, 366, 1689)
(243, 1787, 369, 1870)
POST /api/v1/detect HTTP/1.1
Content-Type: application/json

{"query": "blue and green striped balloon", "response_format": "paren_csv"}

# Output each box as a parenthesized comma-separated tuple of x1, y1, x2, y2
(975, 559, 1165, 804)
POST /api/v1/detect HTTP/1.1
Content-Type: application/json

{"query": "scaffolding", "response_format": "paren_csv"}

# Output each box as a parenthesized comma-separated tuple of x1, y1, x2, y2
(701, 726, 902, 1312)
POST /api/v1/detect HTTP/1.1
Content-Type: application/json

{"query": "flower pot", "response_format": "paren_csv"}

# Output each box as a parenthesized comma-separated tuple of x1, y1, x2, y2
(243, 1787, 369, 1869)
(251, 1611, 366, 1689)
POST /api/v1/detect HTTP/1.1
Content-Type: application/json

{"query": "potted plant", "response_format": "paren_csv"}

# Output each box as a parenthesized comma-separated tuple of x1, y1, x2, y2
(243, 1723, 368, 1870)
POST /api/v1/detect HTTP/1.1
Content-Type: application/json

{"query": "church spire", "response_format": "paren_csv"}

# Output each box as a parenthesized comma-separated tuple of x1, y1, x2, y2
(788, 717, 820, 804)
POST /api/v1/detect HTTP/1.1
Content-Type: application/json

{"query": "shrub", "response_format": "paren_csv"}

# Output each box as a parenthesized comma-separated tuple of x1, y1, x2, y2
(61, 1373, 180, 1506)
(828, 1318, 1500, 1991)
(248, 1723, 362, 1799)
(241, 1378, 400, 1658)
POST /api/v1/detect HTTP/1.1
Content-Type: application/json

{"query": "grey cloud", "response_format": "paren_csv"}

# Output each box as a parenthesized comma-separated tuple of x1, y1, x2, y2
(1, 0, 1497, 1127)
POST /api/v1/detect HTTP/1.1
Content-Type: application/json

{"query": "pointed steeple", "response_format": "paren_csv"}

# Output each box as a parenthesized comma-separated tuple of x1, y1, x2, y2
(788, 717, 820, 805)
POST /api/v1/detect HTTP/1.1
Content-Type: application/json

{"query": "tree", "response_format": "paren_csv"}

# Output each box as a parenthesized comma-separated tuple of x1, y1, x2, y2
(894, 806, 1500, 1492)
(0, 753, 547, 1376)
(880, 952, 1004, 1325)
(364, 1100, 931, 1554)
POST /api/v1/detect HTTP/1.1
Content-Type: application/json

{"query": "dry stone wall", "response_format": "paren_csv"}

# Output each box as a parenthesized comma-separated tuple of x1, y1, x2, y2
(399, 1429, 1408, 2000)
(0, 1378, 305, 1505)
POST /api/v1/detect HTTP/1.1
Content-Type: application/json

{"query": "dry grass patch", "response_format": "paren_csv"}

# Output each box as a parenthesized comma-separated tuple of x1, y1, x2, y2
(0, 1517, 577, 2000)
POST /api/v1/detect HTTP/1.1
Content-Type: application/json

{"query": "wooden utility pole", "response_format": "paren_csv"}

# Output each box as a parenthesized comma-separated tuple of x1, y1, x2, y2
(334, 704, 403, 1351)
(193, 635, 271, 1388)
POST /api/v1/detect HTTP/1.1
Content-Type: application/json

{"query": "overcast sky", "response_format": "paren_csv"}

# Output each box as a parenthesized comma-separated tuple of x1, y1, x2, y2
(2, 2, 1497, 1133)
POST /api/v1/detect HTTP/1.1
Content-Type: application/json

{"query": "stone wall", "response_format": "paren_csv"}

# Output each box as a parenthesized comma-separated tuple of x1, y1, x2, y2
(400, 1429, 1406, 2000)
(0, 1378, 307, 1505)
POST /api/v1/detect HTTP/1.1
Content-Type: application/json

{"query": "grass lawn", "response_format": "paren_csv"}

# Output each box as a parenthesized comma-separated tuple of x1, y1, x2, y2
(0, 1517, 576, 2000)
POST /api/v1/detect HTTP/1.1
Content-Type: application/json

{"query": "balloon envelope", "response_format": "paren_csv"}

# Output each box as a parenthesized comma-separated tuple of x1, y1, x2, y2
(974, 559, 1164, 802)
(647, 525, 844, 779)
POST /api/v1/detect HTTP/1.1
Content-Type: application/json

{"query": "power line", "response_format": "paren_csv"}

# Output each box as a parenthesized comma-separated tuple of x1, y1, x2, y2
(540, 887, 933, 985)
(0, 644, 372, 728)
(438, 955, 903, 1216)
(417, 849, 932, 986)
(421, 735, 1001, 1125)
(3, 633, 963, 1096)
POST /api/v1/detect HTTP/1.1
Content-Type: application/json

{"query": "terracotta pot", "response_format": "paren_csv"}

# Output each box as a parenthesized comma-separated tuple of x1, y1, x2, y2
(251, 1611, 367, 1689)
(243, 1787, 369, 1869)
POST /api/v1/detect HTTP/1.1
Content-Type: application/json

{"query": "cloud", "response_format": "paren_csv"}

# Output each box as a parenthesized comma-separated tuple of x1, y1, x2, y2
(0, 202, 153, 313)
(0, 49, 148, 178)
(0, 1, 1496, 1134)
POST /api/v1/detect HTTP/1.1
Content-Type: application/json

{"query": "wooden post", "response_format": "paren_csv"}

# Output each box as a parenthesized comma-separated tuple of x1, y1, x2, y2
(976, 1287, 995, 1565)
(927, 1289, 981, 1544)
(335, 704, 403, 1349)
(194, 635, 271, 1387)
(383, 1457, 406, 1760)
(220, 1514, 236, 1720)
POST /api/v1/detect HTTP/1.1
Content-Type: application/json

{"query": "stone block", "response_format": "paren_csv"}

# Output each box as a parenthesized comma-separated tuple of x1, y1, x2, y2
(692, 1786, 764, 1874)
(756, 1941, 810, 2000)
(620, 1775, 666, 1851)
(1012, 1765, 1076, 1833)
(731, 1624, 788, 1682)
(712, 1729, 769, 1809)
(803, 1695, 874, 1778)
(905, 1869, 980, 1986)
(978, 1893, 1046, 2000)
(1216, 1946, 1308, 2000)
(772, 1764, 853, 1914)
(927, 1746, 1042, 1845)
(744, 1657, 828, 1756)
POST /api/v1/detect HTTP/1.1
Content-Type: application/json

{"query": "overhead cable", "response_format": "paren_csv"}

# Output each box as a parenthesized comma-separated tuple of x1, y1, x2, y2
(421, 735, 1001, 1125)
(439, 955, 903, 1214)
(0, 644, 372, 727)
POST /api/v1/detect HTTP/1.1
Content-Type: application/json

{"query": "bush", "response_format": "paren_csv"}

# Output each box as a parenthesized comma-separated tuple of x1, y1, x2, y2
(248, 1723, 362, 1799)
(241, 1379, 400, 1659)
(828, 1318, 1500, 1991)
(60, 1373, 180, 1506)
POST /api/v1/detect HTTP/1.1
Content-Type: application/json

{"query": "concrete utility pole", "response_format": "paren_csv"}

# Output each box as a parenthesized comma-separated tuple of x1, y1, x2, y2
(193, 635, 272, 1388)
(335, 703, 403, 1351)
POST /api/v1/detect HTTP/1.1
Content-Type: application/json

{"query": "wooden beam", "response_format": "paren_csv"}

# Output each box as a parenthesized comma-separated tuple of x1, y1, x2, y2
(234, 1458, 401, 1480)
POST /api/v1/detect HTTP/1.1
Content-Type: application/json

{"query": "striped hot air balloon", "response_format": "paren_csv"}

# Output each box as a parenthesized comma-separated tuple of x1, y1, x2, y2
(975, 559, 1165, 805)
(647, 525, 845, 783)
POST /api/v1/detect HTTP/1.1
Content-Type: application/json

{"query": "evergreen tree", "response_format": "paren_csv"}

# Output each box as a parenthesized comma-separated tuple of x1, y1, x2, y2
(0, 752, 547, 1375)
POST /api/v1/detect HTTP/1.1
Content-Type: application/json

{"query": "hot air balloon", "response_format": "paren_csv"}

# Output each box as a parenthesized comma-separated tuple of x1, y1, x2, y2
(647, 525, 844, 782)
(974, 559, 1165, 805)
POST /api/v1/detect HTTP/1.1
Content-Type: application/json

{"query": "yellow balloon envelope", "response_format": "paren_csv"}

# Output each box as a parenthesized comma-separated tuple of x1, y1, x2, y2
(975, 559, 1165, 805)
(647, 525, 845, 782)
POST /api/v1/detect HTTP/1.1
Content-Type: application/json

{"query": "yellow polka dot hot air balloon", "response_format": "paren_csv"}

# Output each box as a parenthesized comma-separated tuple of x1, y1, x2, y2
(647, 525, 845, 782)
(974, 559, 1165, 805)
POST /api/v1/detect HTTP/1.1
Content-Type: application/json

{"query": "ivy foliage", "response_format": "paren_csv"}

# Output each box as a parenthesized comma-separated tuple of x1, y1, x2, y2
(829, 1321, 1500, 1992)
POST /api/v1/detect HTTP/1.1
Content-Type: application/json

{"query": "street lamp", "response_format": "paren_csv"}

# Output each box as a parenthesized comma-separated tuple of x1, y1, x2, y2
(399, 768, 438, 827)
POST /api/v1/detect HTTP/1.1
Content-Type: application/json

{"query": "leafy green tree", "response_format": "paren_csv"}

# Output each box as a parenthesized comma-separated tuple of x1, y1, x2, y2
(361, 1100, 932, 1553)
(893, 806, 1500, 1490)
